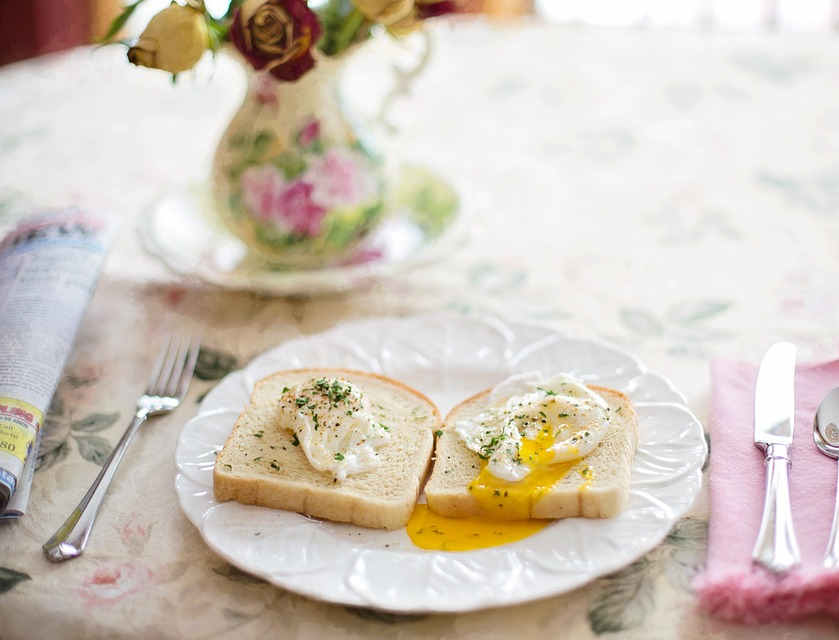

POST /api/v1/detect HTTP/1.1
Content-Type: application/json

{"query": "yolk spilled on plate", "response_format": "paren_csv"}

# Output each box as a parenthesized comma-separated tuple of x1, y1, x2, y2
(408, 429, 595, 551)
(406, 505, 551, 551)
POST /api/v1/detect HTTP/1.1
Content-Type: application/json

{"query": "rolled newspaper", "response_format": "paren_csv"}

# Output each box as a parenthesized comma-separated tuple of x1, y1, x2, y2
(0, 209, 110, 518)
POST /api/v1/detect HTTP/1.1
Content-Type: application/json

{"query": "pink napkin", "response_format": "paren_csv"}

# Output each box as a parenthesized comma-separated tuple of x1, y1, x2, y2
(695, 359, 839, 623)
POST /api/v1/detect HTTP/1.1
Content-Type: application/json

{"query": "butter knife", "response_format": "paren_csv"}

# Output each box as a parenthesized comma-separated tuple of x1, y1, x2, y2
(752, 342, 800, 573)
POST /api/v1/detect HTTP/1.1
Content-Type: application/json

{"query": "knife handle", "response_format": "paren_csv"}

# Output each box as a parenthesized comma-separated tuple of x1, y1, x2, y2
(752, 443, 801, 573)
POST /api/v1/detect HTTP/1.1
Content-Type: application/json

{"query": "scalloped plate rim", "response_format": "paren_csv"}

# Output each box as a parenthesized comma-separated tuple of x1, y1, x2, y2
(174, 313, 706, 612)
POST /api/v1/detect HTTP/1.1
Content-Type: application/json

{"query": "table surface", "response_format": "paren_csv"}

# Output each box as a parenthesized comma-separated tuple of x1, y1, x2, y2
(2, 18, 839, 639)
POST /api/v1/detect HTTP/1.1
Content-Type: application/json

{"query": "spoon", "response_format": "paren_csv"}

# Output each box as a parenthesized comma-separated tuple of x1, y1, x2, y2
(814, 387, 839, 569)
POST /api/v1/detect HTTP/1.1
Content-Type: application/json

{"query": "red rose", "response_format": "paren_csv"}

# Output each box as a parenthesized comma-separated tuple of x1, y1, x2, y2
(416, 0, 460, 18)
(230, 0, 322, 82)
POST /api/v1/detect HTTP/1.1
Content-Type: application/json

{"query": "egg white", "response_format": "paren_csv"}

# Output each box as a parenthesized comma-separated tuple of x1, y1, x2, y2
(455, 372, 610, 481)
(278, 378, 390, 481)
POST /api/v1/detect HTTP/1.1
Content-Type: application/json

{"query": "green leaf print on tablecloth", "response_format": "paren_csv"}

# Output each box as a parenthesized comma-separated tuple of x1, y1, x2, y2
(71, 412, 119, 432)
(615, 299, 732, 357)
(345, 607, 426, 624)
(587, 516, 709, 635)
(37, 391, 119, 471)
(729, 52, 812, 84)
(666, 300, 731, 327)
(36, 439, 69, 472)
(467, 261, 528, 295)
(619, 310, 665, 336)
(73, 434, 113, 466)
(664, 518, 708, 592)
(212, 563, 267, 584)
(194, 347, 239, 381)
(0, 567, 31, 594)
(756, 169, 839, 216)
(588, 557, 656, 634)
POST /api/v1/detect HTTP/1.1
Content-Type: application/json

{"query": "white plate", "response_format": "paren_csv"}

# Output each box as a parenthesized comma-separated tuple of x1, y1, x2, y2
(175, 313, 706, 612)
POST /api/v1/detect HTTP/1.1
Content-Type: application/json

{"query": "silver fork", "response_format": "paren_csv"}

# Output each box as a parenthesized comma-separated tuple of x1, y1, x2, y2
(43, 335, 200, 562)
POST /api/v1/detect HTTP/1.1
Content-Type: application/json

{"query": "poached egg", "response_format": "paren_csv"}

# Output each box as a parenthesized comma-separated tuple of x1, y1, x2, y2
(407, 372, 608, 549)
(277, 377, 390, 482)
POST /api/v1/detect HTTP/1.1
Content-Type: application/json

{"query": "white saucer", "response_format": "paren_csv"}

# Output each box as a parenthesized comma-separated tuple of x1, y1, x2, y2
(139, 171, 471, 295)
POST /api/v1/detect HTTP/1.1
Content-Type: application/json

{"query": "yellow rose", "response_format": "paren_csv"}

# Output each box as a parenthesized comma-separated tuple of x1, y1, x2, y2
(128, 3, 209, 74)
(353, 0, 415, 26)
(386, 11, 421, 35)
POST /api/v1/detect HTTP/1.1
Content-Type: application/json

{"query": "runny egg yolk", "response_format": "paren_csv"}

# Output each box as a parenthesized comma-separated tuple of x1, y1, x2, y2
(406, 505, 550, 551)
(408, 428, 596, 551)
(468, 427, 578, 520)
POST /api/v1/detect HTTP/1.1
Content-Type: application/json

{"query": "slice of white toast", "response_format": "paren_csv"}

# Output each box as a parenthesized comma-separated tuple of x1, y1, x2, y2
(424, 385, 638, 519)
(213, 368, 440, 530)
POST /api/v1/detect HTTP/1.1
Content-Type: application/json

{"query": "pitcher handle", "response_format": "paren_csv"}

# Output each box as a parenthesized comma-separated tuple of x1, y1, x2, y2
(375, 30, 433, 133)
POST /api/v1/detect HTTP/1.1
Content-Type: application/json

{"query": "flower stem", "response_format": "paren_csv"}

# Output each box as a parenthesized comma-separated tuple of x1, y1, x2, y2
(333, 9, 365, 55)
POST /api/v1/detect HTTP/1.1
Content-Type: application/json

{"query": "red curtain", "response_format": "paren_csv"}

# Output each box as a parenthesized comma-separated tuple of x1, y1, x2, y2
(0, 0, 91, 66)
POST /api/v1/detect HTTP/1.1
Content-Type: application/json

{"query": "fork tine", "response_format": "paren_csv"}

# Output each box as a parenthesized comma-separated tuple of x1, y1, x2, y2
(152, 335, 182, 396)
(176, 338, 201, 400)
(164, 336, 190, 398)
(146, 335, 174, 394)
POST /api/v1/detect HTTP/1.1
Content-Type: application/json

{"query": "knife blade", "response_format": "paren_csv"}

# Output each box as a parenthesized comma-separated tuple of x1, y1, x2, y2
(754, 342, 797, 446)
(752, 342, 800, 572)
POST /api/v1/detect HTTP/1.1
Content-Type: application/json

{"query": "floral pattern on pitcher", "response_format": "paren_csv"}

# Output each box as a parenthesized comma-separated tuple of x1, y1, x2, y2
(221, 115, 384, 265)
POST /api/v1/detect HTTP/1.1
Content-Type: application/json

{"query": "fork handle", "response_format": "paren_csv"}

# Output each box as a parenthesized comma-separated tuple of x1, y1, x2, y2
(43, 409, 149, 562)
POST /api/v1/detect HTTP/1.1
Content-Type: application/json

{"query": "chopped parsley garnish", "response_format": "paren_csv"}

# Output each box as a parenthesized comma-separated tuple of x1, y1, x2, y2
(282, 386, 290, 393)
(253, 456, 262, 462)
(537, 386, 557, 396)
(295, 397, 309, 407)
(558, 413, 569, 418)
(291, 434, 300, 447)
(538, 411, 547, 419)
(478, 433, 506, 460)
(314, 377, 352, 405)
(253, 430, 264, 438)
(334, 452, 344, 461)
(616, 407, 622, 413)
(434, 429, 443, 437)
(379, 423, 391, 431)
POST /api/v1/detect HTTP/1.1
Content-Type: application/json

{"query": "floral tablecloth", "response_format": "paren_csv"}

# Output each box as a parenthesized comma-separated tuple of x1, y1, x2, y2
(2, 18, 839, 639)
